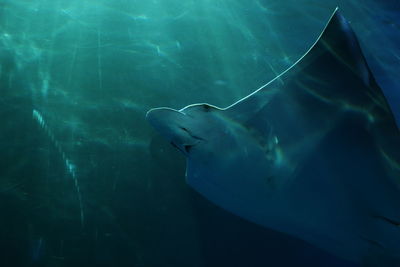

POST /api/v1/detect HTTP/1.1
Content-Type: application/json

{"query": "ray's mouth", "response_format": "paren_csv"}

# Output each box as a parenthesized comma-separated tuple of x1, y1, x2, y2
(170, 142, 196, 154)
(170, 126, 205, 155)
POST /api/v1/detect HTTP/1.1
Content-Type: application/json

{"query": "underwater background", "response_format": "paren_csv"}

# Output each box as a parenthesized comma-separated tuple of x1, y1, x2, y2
(0, 0, 399, 266)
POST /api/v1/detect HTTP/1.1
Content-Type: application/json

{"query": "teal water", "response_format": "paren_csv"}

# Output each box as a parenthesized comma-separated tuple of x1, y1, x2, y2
(0, 0, 398, 266)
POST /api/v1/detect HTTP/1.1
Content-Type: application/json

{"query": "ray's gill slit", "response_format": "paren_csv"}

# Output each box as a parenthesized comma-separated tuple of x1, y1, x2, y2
(32, 109, 85, 227)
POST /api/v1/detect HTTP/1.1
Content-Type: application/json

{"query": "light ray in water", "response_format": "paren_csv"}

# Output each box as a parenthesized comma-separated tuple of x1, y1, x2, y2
(32, 109, 85, 227)
(97, 27, 103, 90)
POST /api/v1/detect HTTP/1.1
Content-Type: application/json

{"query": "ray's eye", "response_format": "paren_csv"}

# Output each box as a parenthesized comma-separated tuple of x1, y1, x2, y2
(184, 145, 193, 153)
(170, 142, 185, 154)
(170, 141, 179, 150)
(180, 126, 189, 133)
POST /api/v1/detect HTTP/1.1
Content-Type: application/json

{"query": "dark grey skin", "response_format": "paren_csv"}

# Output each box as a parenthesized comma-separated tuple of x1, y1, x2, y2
(147, 8, 400, 266)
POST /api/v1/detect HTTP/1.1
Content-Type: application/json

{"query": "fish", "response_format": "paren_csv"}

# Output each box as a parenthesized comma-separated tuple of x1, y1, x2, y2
(146, 8, 400, 266)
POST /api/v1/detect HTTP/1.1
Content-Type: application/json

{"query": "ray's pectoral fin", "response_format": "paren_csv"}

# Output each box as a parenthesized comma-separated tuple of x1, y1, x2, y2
(227, 7, 395, 131)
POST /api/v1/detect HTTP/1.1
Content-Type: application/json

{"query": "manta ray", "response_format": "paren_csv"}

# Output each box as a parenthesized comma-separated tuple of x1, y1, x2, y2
(146, 8, 400, 266)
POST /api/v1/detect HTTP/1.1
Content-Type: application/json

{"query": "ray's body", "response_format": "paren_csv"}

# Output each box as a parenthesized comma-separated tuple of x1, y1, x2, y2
(147, 9, 400, 266)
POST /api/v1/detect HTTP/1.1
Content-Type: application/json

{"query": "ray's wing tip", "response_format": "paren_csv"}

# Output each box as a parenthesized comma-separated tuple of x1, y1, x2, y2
(327, 7, 346, 27)
(318, 6, 355, 47)
(332, 6, 342, 17)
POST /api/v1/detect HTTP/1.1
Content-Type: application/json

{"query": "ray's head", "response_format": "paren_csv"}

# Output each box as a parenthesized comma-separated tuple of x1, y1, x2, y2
(146, 103, 224, 158)
(146, 103, 283, 213)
